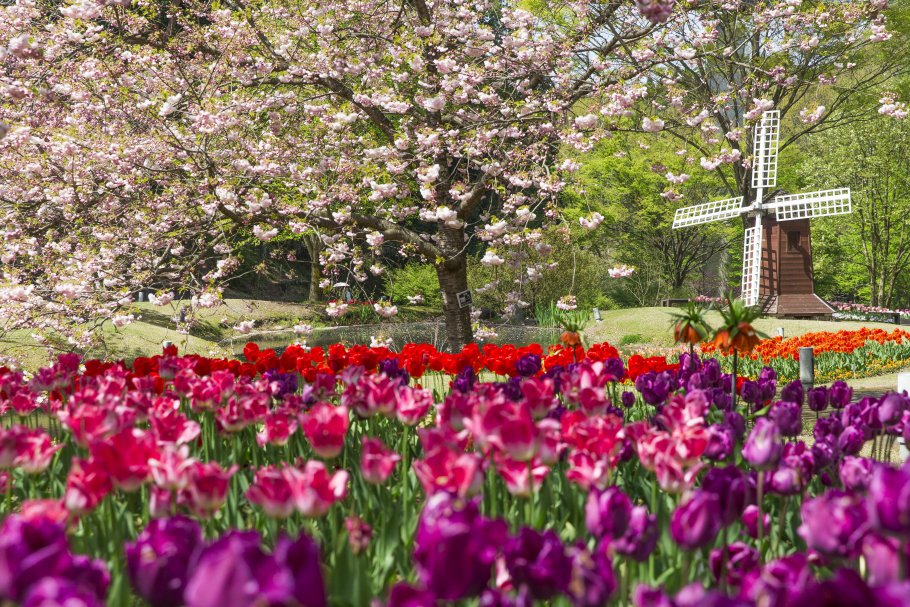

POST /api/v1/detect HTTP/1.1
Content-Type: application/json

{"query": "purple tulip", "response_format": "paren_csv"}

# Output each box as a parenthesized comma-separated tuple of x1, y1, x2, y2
(787, 568, 875, 606)
(868, 464, 910, 536)
(839, 456, 874, 491)
(126, 516, 202, 607)
(602, 357, 626, 383)
(567, 543, 615, 606)
(670, 491, 722, 551)
(515, 354, 542, 378)
(780, 380, 804, 405)
(702, 358, 722, 387)
(701, 465, 751, 526)
(878, 393, 906, 426)
(814, 415, 844, 443)
(21, 577, 105, 607)
(62, 555, 109, 602)
(704, 425, 734, 461)
(273, 533, 327, 607)
(798, 490, 868, 558)
(386, 583, 437, 607)
(633, 586, 673, 607)
(873, 581, 910, 607)
(709, 542, 760, 589)
(183, 530, 293, 607)
(740, 380, 760, 405)
(724, 411, 746, 441)
(0, 516, 72, 601)
(741, 505, 770, 540)
(807, 387, 828, 412)
(585, 487, 632, 540)
(740, 553, 812, 607)
(452, 367, 477, 393)
(414, 494, 507, 601)
(829, 380, 853, 409)
(504, 528, 572, 600)
(811, 440, 835, 470)
(769, 400, 802, 437)
(479, 588, 532, 607)
(768, 442, 814, 496)
(675, 583, 752, 607)
(743, 418, 782, 470)
(621, 391, 636, 408)
(612, 506, 659, 561)
(635, 372, 672, 406)
(837, 425, 865, 456)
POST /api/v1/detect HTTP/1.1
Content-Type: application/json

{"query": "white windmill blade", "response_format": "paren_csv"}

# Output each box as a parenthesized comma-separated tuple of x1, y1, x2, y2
(768, 188, 852, 222)
(751, 110, 781, 191)
(672, 196, 745, 229)
(741, 224, 763, 307)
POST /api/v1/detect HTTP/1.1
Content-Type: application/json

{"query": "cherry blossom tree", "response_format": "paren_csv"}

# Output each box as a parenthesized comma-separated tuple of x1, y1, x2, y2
(0, 0, 900, 350)
(643, 0, 902, 203)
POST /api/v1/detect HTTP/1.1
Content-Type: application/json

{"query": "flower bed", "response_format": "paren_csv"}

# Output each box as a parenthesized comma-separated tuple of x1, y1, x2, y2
(0, 343, 909, 606)
(702, 327, 910, 383)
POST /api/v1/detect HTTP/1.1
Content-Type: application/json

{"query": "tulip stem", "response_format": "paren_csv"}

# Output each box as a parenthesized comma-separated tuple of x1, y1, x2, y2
(731, 351, 738, 413)
(757, 472, 765, 555)
(400, 425, 411, 543)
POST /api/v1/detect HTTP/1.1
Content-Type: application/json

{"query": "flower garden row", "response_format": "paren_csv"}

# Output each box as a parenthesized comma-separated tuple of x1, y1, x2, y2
(2, 335, 910, 606)
(702, 327, 910, 383)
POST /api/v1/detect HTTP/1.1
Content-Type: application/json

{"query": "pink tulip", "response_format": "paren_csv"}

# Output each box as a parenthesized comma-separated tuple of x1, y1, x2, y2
(302, 403, 349, 459)
(257, 407, 298, 447)
(413, 446, 483, 497)
(91, 428, 158, 492)
(247, 465, 296, 519)
(149, 403, 201, 445)
(64, 457, 112, 516)
(395, 387, 433, 426)
(495, 455, 549, 497)
(149, 446, 195, 492)
(345, 516, 372, 555)
(292, 460, 349, 518)
(360, 437, 401, 485)
(183, 461, 237, 517)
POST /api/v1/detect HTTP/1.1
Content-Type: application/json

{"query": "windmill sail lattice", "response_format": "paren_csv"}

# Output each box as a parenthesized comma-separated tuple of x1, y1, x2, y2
(671, 109, 852, 311)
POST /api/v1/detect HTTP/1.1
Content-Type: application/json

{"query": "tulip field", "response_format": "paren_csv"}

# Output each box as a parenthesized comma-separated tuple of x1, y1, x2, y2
(2, 339, 910, 607)
(702, 327, 910, 384)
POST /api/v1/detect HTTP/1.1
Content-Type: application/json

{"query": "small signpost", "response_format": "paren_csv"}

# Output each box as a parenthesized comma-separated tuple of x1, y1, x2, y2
(456, 290, 472, 309)
(799, 347, 814, 391)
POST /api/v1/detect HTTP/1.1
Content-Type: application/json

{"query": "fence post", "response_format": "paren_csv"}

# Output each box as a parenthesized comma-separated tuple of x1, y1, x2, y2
(799, 347, 814, 391)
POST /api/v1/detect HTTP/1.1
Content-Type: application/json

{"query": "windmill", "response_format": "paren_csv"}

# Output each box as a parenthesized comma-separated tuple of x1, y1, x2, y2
(672, 110, 852, 316)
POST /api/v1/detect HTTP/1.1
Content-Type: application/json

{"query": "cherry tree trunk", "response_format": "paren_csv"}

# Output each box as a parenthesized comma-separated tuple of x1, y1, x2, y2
(302, 234, 323, 303)
(435, 226, 473, 351)
(436, 261, 473, 351)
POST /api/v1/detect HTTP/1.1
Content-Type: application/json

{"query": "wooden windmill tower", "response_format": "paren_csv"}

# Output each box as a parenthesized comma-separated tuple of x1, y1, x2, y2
(672, 110, 852, 317)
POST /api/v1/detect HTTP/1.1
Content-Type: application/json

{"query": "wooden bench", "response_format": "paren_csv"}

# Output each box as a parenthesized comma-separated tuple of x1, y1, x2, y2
(660, 298, 691, 307)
